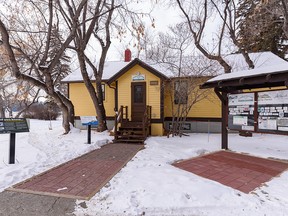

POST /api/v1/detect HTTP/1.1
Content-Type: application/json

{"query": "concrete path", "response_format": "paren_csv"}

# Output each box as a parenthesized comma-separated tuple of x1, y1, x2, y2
(0, 191, 75, 216)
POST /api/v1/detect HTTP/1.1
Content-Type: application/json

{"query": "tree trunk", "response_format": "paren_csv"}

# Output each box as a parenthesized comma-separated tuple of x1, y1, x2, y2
(60, 103, 70, 134)
(77, 50, 107, 132)
(0, 97, 5, 118)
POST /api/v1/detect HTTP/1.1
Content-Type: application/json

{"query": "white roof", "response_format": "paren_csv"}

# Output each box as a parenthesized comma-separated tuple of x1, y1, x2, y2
(62, 61, 130, 82)
(223, 51, 286, 72)
(61, 60, 173, 82)
(207, 52, 288, 83)
(62, 51, 287, 83)
(207, 63, 288, 83)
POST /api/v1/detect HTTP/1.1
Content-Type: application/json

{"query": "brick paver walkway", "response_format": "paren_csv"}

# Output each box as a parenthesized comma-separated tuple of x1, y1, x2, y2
(8, 143, 143, 200)
(173, 151, 288, 193)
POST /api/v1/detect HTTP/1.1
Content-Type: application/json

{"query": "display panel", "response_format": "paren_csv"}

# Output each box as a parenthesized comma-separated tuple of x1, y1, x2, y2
(228, 93, 255, 131)
(258, 89, 288, 132)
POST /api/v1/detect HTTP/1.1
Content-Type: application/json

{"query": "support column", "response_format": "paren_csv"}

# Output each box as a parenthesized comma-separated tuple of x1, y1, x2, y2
(221, 92, 228, 150)
(87, 125, 91, 144)
(9, 133, 16, 164)
(214, 88, 228, 150)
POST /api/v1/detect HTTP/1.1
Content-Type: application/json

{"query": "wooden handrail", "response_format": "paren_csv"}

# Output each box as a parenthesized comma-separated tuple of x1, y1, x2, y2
(114, 106, 128, 140)
(142, 105, 151, 138)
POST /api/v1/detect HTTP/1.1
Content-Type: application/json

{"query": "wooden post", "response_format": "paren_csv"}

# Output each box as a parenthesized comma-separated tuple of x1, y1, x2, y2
(221, 92, 228, 150)
(214, 88, 228, 150)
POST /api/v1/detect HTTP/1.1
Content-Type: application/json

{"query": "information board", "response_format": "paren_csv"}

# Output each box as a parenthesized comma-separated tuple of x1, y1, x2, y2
(228, 93, 255, 131)
(258, 89, 288, 132)
(80, 116, 98, 126)
(0, 118, 29, 134)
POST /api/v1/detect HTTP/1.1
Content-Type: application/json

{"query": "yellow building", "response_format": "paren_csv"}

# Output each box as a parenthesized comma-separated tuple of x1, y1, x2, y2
(62, 57, 222, 136)
(62, 51, 287, 138)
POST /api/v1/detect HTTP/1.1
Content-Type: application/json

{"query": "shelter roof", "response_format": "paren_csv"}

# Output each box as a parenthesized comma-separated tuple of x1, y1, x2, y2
(201, 52, 288, 92)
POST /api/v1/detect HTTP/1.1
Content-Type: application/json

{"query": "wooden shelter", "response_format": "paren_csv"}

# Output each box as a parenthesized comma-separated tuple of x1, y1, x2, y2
(201, 63, 288, 150)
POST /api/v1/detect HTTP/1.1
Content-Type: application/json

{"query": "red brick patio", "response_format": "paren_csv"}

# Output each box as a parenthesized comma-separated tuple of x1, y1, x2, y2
(173, 151, 288, 193)
(8, 143, 143, 200)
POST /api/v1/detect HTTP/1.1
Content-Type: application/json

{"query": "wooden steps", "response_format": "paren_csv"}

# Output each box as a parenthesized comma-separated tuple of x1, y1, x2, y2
(114, 106, 151, 144)
(114, 121, 147, 143)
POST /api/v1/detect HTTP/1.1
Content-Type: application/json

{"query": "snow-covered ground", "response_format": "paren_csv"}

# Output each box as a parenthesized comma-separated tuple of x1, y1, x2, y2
(1, 119, 288, 215)
(0, 119, 112, 192)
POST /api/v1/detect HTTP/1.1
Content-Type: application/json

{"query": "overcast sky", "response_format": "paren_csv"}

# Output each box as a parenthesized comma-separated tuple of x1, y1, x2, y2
(107, 2, 183, 61)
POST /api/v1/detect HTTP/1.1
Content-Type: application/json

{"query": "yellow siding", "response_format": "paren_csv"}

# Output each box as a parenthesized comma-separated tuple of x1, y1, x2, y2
(244, 86, 287, 93)
(151, 123, 163, 136)
(189, 91, 221, 118)
(103, 83, 116, 117)
(117, 65, 161, 119)
(69, 82, 115, 117)
(164, 85, 221, 118)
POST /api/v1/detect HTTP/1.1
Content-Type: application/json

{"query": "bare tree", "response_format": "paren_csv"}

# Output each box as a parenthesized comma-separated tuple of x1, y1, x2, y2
(172, 0, 261, 73)
(147, 24, 216, 136)
(61, 0, 149, 131)
(211, 0, 255, 68)
(175, 0, 232, 73)
(0, 0, 91, 133)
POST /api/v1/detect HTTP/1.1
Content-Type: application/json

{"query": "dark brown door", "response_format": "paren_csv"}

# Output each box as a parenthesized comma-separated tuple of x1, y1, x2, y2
(131, 82, 146, 122)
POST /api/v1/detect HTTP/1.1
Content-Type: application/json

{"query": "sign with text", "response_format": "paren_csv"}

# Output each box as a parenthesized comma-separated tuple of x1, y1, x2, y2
(132, 72, 145, 81)
(80, 116, 98, 126)
(228, 93, 255, 131)
(0, 118, 29, 134)
(258, 89, 288, 132)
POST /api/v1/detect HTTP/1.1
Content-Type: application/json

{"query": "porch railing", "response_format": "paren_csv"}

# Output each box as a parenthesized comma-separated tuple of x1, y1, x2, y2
(142, 105, 152, 138)
(114, 106, 128, 140)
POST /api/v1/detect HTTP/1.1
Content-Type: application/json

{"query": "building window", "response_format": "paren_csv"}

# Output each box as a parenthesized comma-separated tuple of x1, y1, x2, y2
(174, 80, 188, 104)
(102, 84, 105, 101)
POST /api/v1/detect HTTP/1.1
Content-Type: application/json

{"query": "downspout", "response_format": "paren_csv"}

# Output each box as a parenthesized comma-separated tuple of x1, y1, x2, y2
(107, 81, 118, 112)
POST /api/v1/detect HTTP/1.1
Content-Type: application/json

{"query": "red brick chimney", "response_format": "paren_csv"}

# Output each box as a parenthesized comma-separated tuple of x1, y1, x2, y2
(124, 48, 131, 62)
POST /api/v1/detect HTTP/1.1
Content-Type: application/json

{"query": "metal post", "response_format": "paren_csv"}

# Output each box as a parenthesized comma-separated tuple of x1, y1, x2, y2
(87, 125, 91, 144)
(9, 133, 16, 164)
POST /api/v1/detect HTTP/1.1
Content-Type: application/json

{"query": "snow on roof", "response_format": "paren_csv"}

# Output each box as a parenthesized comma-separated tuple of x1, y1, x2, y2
(207, 62, 288, 83)
(207, 51, 288, 83)
(146, 61, 175, 77)
(224, 51, 286, 72)
(62, 51, 286, 83)
(61, 60, 173, 82)
(62, 61, 130, 82)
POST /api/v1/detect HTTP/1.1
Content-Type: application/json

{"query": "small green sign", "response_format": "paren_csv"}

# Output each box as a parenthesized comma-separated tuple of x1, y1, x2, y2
(0, 118, 29, 134)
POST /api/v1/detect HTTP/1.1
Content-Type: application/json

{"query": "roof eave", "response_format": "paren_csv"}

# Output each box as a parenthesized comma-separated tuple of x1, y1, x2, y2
(201, 71, 288, 92)
(107, 58, 168, 84)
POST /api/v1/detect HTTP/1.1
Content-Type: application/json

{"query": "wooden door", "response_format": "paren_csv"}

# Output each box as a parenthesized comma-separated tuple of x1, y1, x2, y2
(131, 82, 146, 122)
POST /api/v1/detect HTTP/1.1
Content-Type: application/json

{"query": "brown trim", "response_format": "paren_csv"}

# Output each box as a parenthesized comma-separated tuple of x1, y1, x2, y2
(164, 117, 222, 122)
(75, 116, 115, 120)
(201, 71, 288, 92)
(115, 81, 118, 111)
(254, 92, 258, 132)
(151, 119, 164, 123)
(67, 83, 70, 99)
(131, 82, 146, 121)
(107, 58, 168, 84)
(160, 80, 164, 121)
